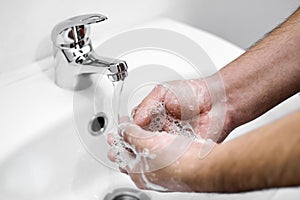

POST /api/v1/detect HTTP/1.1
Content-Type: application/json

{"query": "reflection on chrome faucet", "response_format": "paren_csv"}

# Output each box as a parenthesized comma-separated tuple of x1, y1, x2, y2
(51, 14, 128, 90)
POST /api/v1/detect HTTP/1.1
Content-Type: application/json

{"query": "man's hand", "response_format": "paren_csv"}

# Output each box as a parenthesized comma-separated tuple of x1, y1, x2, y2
(107, 121, 217, 192)
(132, 79, 230, 142)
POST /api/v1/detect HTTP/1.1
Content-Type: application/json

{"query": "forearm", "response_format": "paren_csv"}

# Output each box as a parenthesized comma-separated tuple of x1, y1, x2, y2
(219, 8, 300, 134)
(195, 110, 300, 192)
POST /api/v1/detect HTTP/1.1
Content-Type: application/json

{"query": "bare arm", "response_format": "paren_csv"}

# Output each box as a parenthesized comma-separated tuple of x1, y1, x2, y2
(192, 110, 300, 192)
(220, 7, 300, 141)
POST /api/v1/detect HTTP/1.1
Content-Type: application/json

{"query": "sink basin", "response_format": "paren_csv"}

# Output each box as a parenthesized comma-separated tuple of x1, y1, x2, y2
(0, 18, 299, 200)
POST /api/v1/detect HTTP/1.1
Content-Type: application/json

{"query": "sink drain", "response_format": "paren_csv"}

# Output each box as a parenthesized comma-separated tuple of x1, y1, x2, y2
(88, 112, 108, 136)
(104, 188, 151, 200)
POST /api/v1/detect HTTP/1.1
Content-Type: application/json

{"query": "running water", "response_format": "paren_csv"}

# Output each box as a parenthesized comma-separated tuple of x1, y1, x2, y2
(112, 80, 124, 123)
(110, 80, 132, 169)
(111, 80, 147, 170)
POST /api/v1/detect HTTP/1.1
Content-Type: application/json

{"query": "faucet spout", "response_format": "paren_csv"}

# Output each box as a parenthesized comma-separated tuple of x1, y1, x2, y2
(51, 14, 128, 90)
(80, 52, 128, 82)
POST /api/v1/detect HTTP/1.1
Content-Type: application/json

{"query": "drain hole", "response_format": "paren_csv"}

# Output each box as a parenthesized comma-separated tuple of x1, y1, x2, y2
(104, 188, 151, 200)
(113, 195, 139, 200)
(91, 116, 105, 132)
(88, 112, 107, 136)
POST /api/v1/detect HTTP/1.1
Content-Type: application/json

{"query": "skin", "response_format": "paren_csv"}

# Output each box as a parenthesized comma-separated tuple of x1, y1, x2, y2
(221, 6, 300, 141)
(111, 110, 300, 192)
(131, 79, 218, 140)
(107, 7, 300, 192)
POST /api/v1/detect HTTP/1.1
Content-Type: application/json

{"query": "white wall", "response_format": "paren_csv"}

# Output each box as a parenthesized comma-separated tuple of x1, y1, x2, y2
(166, 0, 299, 49)
(0, 0, 299, 74)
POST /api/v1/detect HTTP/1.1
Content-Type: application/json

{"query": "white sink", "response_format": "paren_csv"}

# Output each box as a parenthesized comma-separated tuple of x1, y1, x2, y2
(0, 18, 299, 200)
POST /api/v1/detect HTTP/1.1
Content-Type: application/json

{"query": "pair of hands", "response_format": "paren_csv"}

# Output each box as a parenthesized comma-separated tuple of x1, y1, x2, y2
(107, 79, 230, 191)
(106, 7, 300, 191)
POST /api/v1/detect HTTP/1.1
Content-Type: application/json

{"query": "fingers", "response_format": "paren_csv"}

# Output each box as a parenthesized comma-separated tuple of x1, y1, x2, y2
(164, 90, 181, 119)
(119, 167, 128, 174)
(107, 136, 136, 175)
(107, 133, 114, 145)
(107, 148, 116, 162)
(133, 85, 167, 127)
(121, 123, 177, 153)
(107, 122, 175, 176)
(107, 149, 134, 174)
(133, 81, 204, 128)
(122, 124, 157, 149)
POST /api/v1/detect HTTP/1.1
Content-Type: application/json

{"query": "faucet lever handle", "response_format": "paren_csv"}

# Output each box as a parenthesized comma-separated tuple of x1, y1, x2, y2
(68, 14, 108, 26)
(51, 14, 107, 47)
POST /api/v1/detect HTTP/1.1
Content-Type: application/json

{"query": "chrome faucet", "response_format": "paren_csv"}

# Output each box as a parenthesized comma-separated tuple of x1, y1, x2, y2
(51, 14, 128, 90)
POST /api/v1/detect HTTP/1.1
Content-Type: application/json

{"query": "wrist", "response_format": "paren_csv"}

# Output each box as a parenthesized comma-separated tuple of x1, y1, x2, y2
(217, 62, 254, 135)
(203, 73, 239, 142)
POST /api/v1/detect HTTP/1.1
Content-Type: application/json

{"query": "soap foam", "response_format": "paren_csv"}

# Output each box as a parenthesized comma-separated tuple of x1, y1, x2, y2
(111, 101, 204, 174)
(144, 102, 166, 132)
(143, 102, 203, 142)
(110, 133, 132, 169)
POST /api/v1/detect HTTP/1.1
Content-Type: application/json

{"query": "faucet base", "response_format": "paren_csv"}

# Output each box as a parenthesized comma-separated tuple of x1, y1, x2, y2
(55, 74, 93, 91)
